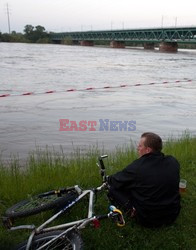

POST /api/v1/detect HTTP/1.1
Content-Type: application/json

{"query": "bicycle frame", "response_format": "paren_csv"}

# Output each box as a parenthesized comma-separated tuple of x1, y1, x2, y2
(36, 183, 107, 232)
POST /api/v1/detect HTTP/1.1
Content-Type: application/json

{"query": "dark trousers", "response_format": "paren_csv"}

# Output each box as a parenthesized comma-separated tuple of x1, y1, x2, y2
(108, 187, 180, 227)
(107, 187, 133, 211)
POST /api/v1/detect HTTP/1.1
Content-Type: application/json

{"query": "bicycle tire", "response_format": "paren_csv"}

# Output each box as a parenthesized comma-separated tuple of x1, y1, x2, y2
(5, 190, 78, 219)
(16, 230, 83, 250)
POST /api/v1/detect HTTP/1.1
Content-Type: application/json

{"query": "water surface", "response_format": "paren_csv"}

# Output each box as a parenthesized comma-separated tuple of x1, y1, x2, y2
(0, 43, 196, 160)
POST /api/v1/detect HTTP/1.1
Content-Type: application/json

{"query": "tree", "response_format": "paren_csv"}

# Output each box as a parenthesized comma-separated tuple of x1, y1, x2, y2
(23, 24, 49, 43)
(11, 31, 29, 43)
(34, 25, 48, 42)
(1, 33, 11, 42)
(24, 24, 34, 35)
(35, 25, 45, 33)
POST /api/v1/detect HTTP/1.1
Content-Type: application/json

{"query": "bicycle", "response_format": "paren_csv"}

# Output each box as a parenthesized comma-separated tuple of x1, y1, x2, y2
(3, 155, 125, 249)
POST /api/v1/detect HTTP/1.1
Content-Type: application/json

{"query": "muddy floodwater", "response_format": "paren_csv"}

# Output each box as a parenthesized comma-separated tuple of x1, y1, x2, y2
(0, 43, 196, 160)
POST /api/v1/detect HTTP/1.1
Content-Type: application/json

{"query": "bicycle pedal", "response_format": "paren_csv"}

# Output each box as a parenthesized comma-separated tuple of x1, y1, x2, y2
(2, 216, 13, 229)
(92, 218, 100, 228)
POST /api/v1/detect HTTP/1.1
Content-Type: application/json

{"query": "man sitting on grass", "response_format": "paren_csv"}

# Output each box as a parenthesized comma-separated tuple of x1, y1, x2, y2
(108, 132, 181, 227)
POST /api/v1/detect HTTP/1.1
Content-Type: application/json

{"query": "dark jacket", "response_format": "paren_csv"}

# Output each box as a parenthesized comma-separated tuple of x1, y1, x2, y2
(108, 152, 181, 227)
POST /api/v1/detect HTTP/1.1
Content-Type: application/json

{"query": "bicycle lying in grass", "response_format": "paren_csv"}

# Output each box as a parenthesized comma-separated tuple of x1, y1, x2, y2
(3, 155, 125, 249)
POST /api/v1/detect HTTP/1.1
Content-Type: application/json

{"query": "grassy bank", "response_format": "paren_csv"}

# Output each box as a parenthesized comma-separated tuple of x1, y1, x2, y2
(0, 136, 196, 249)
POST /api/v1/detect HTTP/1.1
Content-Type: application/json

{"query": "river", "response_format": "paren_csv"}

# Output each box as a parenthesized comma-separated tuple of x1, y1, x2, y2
(0, 42, 196, 161)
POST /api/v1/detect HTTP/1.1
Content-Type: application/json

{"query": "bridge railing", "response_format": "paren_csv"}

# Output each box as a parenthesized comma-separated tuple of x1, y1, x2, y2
(50, 27, 196, 44)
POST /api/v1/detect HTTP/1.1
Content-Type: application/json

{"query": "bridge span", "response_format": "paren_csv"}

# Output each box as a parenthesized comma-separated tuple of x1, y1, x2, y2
(51, 27, 196, 52)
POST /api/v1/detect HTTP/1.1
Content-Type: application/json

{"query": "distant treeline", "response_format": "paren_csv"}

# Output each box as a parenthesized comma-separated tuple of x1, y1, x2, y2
(1, 24, 196, 49)
(0, 24, 52, 43)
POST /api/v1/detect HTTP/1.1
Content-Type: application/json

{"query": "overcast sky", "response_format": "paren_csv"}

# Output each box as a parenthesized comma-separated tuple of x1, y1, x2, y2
(0, 0, 196, 33)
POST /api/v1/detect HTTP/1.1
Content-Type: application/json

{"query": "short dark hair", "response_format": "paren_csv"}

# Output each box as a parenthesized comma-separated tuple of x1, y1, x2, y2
(141, 132, 162, 152)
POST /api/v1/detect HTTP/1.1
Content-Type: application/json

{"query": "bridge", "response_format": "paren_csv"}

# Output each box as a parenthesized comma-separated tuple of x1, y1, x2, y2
(51, 27, 196, 52)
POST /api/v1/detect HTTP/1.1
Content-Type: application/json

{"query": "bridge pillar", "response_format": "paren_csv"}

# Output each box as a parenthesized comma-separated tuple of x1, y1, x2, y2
(159, 42, 178, 52)
(143, 43, 155, 50)
(73, 40, 79, 45)
(80, 40, 94, 46)
(110, 41, 125, 48)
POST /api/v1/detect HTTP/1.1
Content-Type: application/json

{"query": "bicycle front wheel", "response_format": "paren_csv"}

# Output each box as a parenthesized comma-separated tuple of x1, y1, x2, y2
(5, 190, 78, 219)
(16, 230, 83, 250)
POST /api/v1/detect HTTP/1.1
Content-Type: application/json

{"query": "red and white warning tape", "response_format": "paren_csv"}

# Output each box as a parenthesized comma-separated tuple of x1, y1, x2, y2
(0, 79, 193, 98)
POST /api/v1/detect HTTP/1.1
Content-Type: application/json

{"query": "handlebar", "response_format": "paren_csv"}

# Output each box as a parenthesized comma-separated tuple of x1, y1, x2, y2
(97, 155, 108, 182)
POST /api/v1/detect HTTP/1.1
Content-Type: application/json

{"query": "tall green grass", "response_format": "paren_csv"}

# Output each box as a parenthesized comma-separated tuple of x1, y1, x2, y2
(0, 136, 195, 249)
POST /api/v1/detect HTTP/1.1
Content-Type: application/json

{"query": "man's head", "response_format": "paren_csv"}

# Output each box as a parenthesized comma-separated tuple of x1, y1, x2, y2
(137, 132, 162, 157)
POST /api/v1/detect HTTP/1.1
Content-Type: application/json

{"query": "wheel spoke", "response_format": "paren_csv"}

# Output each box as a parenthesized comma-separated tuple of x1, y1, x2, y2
(16, 230, 82, 250)
(15, 195, 59, 213)
(35, 236, 72, 249)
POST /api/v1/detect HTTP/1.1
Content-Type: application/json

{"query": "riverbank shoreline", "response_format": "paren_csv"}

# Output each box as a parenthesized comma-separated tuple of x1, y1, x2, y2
(0, 135, 195, 249)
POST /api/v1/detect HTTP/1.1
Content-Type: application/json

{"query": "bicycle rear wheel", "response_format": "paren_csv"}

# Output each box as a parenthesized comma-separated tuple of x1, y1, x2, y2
(16, 230, 83, 250)
(5, 190, 78, 219)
